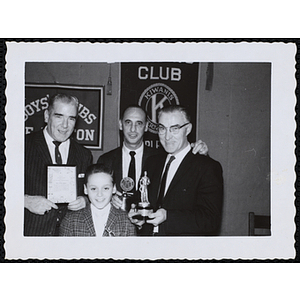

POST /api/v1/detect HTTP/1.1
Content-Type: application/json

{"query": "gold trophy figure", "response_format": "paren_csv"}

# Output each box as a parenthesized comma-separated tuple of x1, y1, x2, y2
(136, 171, 153, 219)
(139, 171, 150, 203)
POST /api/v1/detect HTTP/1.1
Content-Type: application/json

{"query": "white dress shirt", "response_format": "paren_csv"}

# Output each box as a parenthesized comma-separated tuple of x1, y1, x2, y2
(43, 127, 70, 164)
(122, 143, 144, 189)
(162, 143, 191, 196)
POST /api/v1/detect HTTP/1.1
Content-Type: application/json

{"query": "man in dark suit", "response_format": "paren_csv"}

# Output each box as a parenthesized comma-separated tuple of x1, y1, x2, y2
(24, 94, 92, 236)
(97, 105, 208, 210)
(97, 105, 157, 194)
(130, 105, 223, 236)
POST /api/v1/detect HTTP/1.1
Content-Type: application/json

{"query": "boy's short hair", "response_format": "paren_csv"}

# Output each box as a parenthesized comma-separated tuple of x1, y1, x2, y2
(84, 163, 114, 184)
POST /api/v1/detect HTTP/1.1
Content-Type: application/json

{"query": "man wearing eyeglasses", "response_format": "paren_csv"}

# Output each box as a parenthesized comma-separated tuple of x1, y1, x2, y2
(129, 105, 223, 236)
(97, 105, 209, 211)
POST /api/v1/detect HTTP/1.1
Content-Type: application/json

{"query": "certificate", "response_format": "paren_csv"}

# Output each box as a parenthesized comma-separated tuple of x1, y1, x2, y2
(47, 166, 77, 203)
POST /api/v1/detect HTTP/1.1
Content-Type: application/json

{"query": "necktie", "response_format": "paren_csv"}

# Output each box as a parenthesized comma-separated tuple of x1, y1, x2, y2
(128, 151, 136, 188)
(53, 141, 62, 165)
(156, 155, 175, 209)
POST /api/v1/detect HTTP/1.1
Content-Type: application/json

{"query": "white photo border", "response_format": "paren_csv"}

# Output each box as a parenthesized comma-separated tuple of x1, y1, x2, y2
(4, 41, 296, 260)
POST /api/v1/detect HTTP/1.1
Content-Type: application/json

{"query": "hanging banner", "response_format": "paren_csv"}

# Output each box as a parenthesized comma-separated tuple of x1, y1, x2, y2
(25, 84, 104, 149)
(120, 62, 199, 148)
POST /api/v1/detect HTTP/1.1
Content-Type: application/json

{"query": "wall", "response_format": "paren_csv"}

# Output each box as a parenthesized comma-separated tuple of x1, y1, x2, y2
(198, 63, 271, 235)
(25, 62, 121, 162)
(25, 62, 271, 236)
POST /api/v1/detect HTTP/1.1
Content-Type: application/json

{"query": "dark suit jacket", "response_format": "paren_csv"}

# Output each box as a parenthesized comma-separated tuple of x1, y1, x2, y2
(59, 201, 136, 236)
(144, 150, 224, 236)
(97, 145, 158, 192)
(24, 129, 92, 236)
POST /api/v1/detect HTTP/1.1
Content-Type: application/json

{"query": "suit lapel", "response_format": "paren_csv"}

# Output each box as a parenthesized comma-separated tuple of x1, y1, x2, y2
(104, 205, 117, 236)
(67, 139, 76, 165)
(142, 146, 152, 168)
(113, 148, 123, 190)
(149, 154, 168, 208)
(35, 130, 53, 164)
(83, 203, 96, 236)
(156, 154, 168, 184)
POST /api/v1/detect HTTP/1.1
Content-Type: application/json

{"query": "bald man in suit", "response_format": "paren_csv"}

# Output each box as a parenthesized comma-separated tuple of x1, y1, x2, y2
(97, 105, 209, 210)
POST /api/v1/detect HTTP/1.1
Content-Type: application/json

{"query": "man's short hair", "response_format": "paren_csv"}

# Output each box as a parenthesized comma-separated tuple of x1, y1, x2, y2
(48, 94, 79, 113)
(158, 105, 191, 123)
(120, 104, 147, 120)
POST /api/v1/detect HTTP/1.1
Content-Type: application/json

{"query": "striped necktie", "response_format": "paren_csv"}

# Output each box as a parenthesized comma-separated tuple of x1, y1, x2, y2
(53, 141, 62, 165)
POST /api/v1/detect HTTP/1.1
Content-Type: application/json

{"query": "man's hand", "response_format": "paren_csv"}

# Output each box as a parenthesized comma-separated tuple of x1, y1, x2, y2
(68, 196, 86, 211)
(111, 191, 123, 209)
(128, 204, 145, 228)
(146, 208, 167, 226)
(191, 139, 208, 155)
(24, 195, 58, 215)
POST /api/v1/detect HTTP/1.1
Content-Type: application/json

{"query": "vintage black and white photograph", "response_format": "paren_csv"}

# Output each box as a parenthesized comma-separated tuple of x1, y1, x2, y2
(4, 42, 296, 259)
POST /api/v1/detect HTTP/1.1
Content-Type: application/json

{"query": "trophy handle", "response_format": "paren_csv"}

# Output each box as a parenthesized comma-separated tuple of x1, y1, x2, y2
(121, 193, 127, 211)
(120, 191, 133, 211)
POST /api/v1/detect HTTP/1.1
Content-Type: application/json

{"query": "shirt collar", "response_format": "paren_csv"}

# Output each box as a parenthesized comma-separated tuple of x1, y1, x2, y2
(43, 126, 54, 145)
(91, 202, 111, 218)
(43, 126, 69, 146)
(122, 142, 144, 156)
(167, 143, 191, 161)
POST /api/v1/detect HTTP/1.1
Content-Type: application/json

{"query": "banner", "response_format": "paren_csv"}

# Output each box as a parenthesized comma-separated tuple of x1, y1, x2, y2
(25, 84, 104, 149)
(120, 62, 199, 148)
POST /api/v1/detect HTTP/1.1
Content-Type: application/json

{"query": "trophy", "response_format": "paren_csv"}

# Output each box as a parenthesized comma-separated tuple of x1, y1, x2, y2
(120, 177, 135, 211)
(133, 171, 153, 220)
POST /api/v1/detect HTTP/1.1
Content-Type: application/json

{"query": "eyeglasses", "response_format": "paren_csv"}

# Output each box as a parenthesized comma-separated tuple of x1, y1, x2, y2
(157, 122, 190, 135)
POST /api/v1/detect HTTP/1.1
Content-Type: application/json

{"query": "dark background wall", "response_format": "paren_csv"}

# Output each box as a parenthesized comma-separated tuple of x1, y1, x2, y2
(25, 62, 271, 236)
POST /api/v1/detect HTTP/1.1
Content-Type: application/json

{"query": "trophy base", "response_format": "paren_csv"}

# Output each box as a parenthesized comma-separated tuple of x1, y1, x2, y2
(135, 202, 153, 220)
(132, 215, 154, 221)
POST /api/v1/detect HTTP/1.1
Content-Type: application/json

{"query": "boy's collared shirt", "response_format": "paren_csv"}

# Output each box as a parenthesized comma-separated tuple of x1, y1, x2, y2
(91, 203, 111, 237)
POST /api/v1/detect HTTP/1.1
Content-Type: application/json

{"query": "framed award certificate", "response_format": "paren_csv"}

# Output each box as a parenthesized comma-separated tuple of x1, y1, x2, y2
(47, 166, 77, 203)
